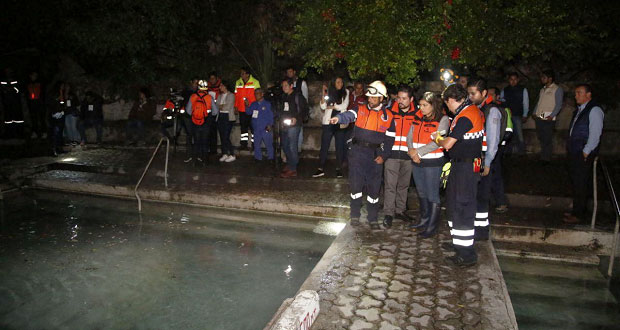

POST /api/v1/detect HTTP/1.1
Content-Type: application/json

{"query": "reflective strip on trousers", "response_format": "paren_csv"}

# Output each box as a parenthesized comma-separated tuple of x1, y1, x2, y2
(367, 196, 379, 204)
(474, 220, 489, 227)
(453, 238, 474, 247)
(450, 228, 475, 236)
(448, 221, 453, 228)
(476, 212, 488, 219)
(351, 192, 362, 199)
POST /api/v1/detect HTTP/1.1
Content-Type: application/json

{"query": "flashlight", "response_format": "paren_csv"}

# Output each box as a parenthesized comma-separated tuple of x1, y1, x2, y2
(438, 130, 447, 137)
(180, 109, 185, 114)
(323, 95, 329, 101)
(166, 116, 173, 120)
(283, 119, 292, 126)
(440, 68, 458, 87)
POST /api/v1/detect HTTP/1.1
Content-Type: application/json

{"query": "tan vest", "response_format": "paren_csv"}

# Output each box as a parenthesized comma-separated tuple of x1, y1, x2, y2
(535, 83, 559, 119)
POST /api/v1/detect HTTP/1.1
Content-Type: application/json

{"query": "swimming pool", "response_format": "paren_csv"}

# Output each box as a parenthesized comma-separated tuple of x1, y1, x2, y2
(0, 191, 338, 329)
(498, 256, 620, 330)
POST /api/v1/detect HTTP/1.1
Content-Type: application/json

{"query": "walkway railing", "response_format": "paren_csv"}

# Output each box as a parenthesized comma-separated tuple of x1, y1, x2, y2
(598, 159, 620, 278)
(134, 137, 170, 212)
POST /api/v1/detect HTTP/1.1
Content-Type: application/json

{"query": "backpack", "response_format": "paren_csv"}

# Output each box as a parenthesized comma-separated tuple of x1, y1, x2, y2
(483, 101, 513, 144)
(191, 92, 211, 125)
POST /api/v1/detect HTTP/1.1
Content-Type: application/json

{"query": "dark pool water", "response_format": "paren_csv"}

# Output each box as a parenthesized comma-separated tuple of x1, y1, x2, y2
(499, 256, 620, 330)
(0, 191, 337, 330)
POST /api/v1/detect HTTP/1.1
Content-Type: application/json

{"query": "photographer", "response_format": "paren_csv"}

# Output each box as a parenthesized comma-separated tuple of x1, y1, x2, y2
(279, 79, 308, 178)
(313, 77, 349, 178)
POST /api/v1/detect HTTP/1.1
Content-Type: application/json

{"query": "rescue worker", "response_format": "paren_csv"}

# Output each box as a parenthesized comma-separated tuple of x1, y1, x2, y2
(247, 88, 274, 162)
(47, 82, 67, 156)
(234, 67, 261, 150)
(468, 79, 503, 241)
(160, 99, 176, 140)
(434, 84, 485, 267)
(27, 71, 46, 139)
(330, 81, 396, 229)
(1, 69, 25, 138)
(187, 79, 218, 165)
(407, 92, 450, 237)
(382, 86, 417, 228)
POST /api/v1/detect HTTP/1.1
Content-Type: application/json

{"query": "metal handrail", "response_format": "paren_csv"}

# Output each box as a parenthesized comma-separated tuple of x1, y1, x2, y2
(599, 159, 620, 278)
(591, 157, 599, 229)
(135, 137, 170, 212)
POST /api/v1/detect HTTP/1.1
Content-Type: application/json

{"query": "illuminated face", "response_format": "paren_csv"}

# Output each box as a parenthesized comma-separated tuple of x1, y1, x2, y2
(368, 96, 382, 108)
(219, 84, 227, 93)
(354, 83, 363, 95)
(467, 87, 486, 105)
(444, 98, 460, 113)
(281, 81, 292, 94)
(286, 69, 295, 79)
(240, 70, 250, 81)
(254, 90, 264, 101)
(540, 75, 549, 85)
(334, 77, 344, 90)
(397, 91, 412, 110)
(419, 99, 433, 117)
(191, 79, 199, 89)
(574, 86, 590, 105)
(458, 76, 469, 89)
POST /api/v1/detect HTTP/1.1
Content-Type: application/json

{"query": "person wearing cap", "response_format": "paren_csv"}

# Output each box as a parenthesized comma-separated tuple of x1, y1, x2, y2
(330, 81, 396, 230)
(186, 79, 218, 165)
(434, 84, 485, 267)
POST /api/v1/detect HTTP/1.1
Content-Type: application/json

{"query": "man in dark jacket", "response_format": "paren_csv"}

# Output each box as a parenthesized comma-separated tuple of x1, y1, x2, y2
(126, 88, 156, 146)
(279, 79, 308, 178)
(564, 84, 604, 224)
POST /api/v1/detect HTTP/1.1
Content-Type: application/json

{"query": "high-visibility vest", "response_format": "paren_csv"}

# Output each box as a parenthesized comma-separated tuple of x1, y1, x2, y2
(411, 114, 444, 159)
(234, 75, 261, 113)
(355, 104, 394, 134)
(389, 103, 417, 154)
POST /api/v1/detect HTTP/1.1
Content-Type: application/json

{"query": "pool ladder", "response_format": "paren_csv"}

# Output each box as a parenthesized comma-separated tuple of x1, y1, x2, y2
(591, 157, 620, 278)
(135, 137, 170, 212)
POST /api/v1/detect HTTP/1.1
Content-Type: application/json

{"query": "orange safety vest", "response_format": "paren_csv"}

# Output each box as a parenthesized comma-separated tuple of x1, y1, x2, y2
(450, 104, 485, 144)
(355, 104, 394, 134)
(411, 114, 445, 159)
(234, 75, 261, 113)
(389, 103, 417, 153)
(190, 91, 213, 125)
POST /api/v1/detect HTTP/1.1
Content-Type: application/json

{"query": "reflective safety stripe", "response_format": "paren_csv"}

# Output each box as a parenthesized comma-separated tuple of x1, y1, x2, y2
(367, 196, 379, 203)
(463, 130, 484, 139)
(385, 131, 396, 137)
(501, 141, 506, 145)
(482, 145, 488, 151)
(453, 238, 474, 247)
(474, 220, 489, 227)
(241, 133, 249, 137)
(476, 212, 488, 219)
(505, 127, 513, 132)
(421, 152, 444, 159)
(240, 137, 249, 141)
(450, 228, 475, 236)
(348, 109, 358, 120)
(394, 136, 407, 142)
(448, 221, 453, 227)
(10, 81, 18, 84)
(351, 192, 362, 199)
(391, 145, 408, 151)
(0, 82, 7, 85)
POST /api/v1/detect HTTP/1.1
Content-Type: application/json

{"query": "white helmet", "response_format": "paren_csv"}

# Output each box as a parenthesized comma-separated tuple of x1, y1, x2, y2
(198, 79, 209, 90)
(366, 80, 387, 98)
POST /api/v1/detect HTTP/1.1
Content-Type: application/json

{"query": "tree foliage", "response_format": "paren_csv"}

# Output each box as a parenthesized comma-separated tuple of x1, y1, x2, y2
(291, 0, 620, 86)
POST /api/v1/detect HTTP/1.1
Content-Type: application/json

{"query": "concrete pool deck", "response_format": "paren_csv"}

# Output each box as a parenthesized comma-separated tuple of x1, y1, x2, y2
(2, 147, 519, 329)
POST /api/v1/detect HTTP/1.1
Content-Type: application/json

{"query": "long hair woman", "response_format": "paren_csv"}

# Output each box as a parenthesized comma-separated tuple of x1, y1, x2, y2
(313, 76, 349, 178)
(406, 91, 450, 238)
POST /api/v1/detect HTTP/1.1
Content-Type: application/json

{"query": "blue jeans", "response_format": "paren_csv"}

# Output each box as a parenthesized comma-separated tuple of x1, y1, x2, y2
(412, 165, 442, 204)
(281, 126, 301, 171)
(319, 124, 345, 168)
(64, 114, 80, 142)
(217, 114, 234, 155)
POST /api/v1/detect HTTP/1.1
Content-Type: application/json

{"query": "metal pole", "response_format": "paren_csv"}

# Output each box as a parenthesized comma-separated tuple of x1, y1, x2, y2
(165, 137, 170, 188)
(135, 137, 164, 212)
(591, 156, 599, 229)
(609, 214, 619, 278)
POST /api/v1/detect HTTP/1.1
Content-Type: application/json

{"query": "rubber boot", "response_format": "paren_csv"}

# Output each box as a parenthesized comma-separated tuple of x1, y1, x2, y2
(409, 198, 429, 229)
(419, 203, 440, 238)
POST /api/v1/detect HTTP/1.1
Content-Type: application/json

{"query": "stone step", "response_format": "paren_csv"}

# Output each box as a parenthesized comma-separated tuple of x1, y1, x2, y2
(28, 170, 349, 219)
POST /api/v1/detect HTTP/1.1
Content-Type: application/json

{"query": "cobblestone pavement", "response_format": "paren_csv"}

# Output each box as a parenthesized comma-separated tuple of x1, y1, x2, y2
(311, 222, 492, 330)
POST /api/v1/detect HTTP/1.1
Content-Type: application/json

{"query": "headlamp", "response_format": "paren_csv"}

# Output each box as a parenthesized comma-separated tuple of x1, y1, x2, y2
(166, 116, 173, 120)
(440, 68, 458, 87)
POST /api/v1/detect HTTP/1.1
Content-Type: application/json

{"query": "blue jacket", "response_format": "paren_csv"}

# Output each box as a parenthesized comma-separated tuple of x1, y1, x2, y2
(248, 99, 274, 131)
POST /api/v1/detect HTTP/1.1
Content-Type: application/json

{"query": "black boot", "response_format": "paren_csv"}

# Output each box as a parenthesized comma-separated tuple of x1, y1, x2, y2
(383, 215, 393, 228)
(419, 203, 440, 238)
(409, 198, 429, 229)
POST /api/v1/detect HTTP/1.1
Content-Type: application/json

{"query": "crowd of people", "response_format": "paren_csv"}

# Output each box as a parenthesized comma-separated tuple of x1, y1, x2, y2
(1, 65, 604, 267)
